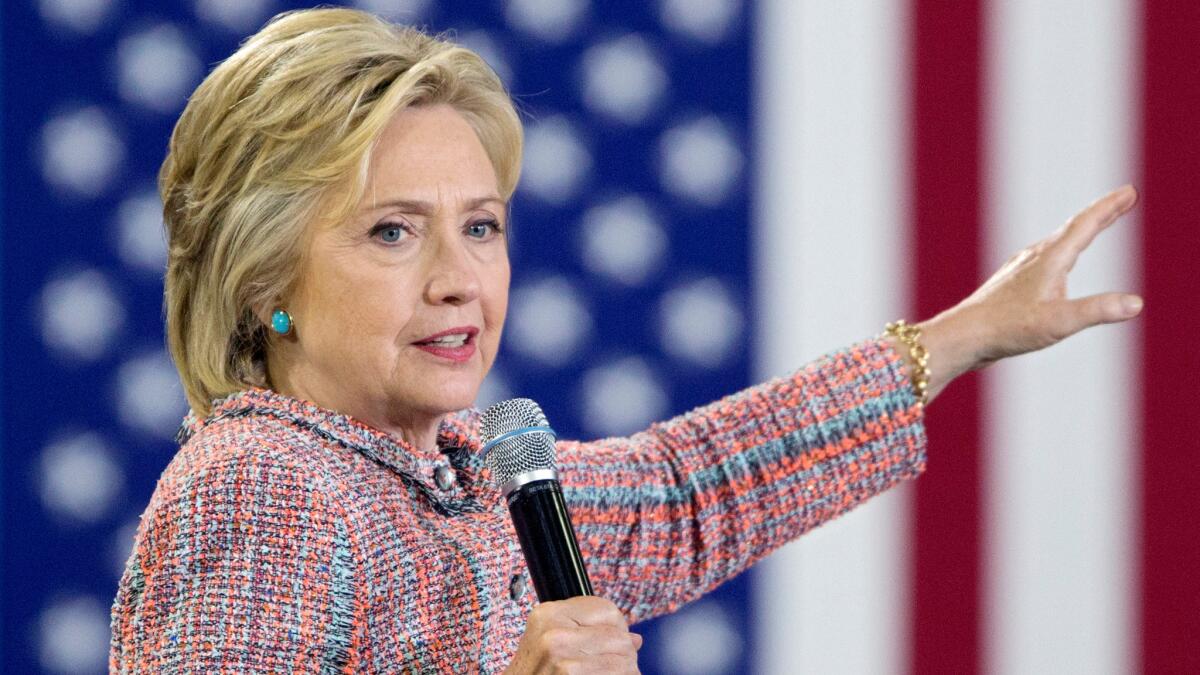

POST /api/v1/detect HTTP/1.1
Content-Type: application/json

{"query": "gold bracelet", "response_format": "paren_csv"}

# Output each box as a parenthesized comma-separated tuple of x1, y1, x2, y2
(883, 319, 930, 409)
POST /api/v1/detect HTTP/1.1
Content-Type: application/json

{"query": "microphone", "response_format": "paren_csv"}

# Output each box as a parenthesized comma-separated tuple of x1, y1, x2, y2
(481, 398, 593, 602)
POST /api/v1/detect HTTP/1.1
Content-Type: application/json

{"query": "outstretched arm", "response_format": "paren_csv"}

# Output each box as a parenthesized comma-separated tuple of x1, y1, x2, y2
(557, 184, 1142, 623)
(557, 336, 926, 623)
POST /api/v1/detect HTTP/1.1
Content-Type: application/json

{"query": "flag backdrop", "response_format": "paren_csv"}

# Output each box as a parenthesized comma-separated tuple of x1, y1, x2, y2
(3, 1, 1198, 673)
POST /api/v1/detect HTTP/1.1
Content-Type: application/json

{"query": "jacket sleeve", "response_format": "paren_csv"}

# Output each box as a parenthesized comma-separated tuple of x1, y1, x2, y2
(109, 448, 362, 674)
(556, 336, 927, 623)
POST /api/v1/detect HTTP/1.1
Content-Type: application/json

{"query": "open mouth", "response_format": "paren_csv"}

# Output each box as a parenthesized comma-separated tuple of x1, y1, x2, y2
(412, 326, 480, 362)
(417, 333, 472, 348)
(414, 326, 479, 347)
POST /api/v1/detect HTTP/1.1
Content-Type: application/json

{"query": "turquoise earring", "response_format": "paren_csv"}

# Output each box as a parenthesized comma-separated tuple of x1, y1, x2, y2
(270, 308, 294, 336)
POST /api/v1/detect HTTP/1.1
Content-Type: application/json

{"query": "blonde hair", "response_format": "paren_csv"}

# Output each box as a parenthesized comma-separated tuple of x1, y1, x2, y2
(162, 7, 522, 416)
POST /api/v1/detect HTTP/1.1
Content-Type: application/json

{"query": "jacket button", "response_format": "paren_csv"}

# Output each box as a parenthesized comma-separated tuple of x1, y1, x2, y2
(433, 465, 455, 491)
(509, 574, 527, 601)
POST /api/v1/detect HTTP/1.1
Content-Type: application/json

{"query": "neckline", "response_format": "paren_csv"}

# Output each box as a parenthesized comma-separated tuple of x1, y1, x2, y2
(178, 387, 482, 480)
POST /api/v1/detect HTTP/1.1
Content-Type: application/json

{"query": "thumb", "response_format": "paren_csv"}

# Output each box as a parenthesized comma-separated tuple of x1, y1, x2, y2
(1059, 292, 1143, 335)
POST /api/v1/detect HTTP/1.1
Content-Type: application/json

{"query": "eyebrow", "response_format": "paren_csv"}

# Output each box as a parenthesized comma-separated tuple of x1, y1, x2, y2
(366, 195, 507, 215)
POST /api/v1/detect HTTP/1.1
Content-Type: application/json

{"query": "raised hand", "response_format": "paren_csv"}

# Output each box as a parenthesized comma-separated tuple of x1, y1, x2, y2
(905, 185, 1143, 403)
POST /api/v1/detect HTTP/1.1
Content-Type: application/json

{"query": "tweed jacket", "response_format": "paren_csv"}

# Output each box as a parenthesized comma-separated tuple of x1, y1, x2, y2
(110, 336, 927, 673)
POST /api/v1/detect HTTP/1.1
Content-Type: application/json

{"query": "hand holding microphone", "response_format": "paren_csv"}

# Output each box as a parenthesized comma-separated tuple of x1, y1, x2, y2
(505, 597, 642, 675)
(483, 399, 641, 674)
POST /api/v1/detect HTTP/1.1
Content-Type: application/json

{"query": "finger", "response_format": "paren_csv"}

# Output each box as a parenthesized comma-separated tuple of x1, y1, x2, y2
(1053, 292, 1144, 337)
(593, 654, 641, 674)
(558, 656, 640, 675)
(585, 654, 641, 674)
(541, 626, 636, 663)
(558, 596, 627, 628)
(1049, 184, 1138, 268)
(578, 626, 641, 657)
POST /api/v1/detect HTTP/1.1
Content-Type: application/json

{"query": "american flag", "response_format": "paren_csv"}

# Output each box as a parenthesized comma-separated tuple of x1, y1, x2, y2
(5, 0, 1197, 673)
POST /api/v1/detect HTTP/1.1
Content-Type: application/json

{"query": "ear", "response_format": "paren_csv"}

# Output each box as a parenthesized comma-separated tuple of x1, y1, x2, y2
(251, 305, 272, 328)
(251, 301, 281, 332)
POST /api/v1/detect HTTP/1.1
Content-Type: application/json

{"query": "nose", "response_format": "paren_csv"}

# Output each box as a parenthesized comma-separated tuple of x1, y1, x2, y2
(423, 230, 481, 306)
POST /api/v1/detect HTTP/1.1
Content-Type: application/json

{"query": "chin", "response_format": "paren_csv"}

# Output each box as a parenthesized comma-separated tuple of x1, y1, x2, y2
(412, 378, 482, 415)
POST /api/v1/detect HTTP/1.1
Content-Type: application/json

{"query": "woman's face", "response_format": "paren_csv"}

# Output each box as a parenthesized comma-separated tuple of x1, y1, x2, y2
(273, 103, 510, 433)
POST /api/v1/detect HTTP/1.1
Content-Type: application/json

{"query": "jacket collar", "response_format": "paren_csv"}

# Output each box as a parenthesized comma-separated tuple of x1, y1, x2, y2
(177, 387, 484, 482)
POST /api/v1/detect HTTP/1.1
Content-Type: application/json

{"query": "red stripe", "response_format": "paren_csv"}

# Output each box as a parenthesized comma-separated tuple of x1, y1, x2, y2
(1140, 2, 1200, 670)
(909, 1, 985, 672)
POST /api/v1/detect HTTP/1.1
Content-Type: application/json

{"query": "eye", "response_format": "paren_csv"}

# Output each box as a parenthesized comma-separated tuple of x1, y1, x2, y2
(370, 222, 410, 244)
(466, 219, 503, 239)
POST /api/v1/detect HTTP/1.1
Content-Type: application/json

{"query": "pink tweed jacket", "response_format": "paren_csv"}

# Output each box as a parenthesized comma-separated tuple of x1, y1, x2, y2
(110, 336, 927, 673)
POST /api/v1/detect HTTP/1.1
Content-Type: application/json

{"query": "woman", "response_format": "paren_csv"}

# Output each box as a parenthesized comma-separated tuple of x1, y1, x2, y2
(109, 7, 1143, 673)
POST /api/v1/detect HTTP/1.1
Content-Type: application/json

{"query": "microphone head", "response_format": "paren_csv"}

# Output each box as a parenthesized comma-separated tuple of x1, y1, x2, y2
(481, 398, 557, 491)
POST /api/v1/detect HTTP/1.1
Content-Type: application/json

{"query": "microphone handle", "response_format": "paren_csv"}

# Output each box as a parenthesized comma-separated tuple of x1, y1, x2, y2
(506, 478, 594, 602)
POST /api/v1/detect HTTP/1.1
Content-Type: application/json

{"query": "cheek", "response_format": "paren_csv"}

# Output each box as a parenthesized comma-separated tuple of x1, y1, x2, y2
(303, 260, 419, 348)
(482, 263, 510, 332)
(481, 296, 507, 373)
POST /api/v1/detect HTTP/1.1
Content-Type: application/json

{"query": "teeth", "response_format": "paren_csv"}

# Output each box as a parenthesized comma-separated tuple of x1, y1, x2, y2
(426, 333, 468, 347)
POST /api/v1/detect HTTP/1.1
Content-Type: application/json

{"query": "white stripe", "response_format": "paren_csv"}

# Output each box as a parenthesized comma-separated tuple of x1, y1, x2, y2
(984, 2, 1138, 673)
(754, 2, 909, 673)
